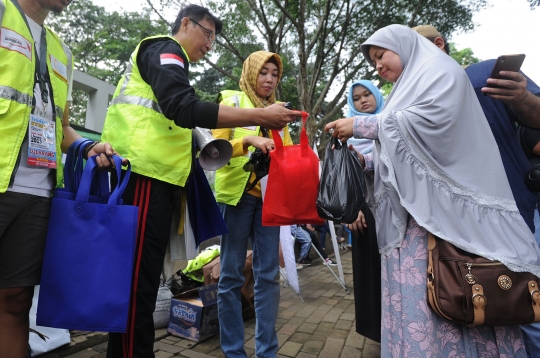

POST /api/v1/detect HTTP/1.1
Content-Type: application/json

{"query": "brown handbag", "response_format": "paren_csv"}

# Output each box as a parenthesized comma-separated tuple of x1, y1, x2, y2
(427, 233, 540, 326)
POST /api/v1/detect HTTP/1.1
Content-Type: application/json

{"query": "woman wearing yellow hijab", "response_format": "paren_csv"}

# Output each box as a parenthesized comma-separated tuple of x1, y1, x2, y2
(213, 51, 292, 357)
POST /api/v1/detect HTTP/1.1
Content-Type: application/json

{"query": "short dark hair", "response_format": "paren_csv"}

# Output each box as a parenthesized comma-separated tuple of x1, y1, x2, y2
(171, 4, 223, 36)
(425, 36, 450, 55)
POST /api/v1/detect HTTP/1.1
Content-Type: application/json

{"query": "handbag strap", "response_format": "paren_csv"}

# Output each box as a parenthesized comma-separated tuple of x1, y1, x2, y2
(528, 281, 540, 322)
(64, 138, 93, 192)
(109, 158, 131, 205)
(64, 138, 111, 200)
(271, 129, 284, 147)
(470, 284, 486, 326)
(75, 155, 131, 205)
(271, 112, 308, 148)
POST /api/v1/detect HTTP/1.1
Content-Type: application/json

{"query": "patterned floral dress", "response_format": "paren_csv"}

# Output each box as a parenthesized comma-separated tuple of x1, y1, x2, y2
(352, 113, 528, 356)
(381, 216, 527, 357)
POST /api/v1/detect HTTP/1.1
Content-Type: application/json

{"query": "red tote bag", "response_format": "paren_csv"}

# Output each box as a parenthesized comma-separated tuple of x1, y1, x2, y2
(262, 114, 324, 226)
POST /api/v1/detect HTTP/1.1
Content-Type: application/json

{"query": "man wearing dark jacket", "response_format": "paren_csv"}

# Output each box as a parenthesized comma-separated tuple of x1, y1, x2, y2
(101, 5, 301, 357)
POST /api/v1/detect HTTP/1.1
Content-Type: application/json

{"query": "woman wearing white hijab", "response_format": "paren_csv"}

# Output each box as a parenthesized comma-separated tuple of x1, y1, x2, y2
(326, 24, 540, 357)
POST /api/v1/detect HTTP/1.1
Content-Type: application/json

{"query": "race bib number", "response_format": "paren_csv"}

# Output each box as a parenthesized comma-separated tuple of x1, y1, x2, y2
(27, 114, 57, 168)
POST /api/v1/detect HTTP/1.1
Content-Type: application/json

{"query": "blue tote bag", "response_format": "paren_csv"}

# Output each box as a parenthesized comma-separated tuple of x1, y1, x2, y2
(37, 154, 138, 332)
(56, 138, 110, 202)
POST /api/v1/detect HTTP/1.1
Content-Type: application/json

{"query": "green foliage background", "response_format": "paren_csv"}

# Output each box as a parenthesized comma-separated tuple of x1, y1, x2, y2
(49, 0, 168, 125)
(52, 0, 489, 151)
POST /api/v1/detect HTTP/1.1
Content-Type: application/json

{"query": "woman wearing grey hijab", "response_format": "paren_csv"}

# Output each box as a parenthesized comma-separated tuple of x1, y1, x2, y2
(326, 24, 540, 357)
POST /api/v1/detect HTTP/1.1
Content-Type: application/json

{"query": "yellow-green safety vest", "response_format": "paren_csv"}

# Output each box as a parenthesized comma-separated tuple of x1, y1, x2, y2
(214, 90, 292, 205)
(0, 0, 73, 192)
(182, 248, 220, 282)
(214, 91, 260, 205)
(101, 36, 193, 187)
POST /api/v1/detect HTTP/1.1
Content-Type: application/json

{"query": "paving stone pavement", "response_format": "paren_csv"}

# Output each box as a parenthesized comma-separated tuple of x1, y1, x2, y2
(39, 249, 381, 358)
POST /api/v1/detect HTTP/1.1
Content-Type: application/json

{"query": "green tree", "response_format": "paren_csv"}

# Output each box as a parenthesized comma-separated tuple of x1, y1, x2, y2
(148, 0, 487, 151)
(49, 0, 168, 125)
(449, 42, 480, 66)
(379, 82, 393, 97)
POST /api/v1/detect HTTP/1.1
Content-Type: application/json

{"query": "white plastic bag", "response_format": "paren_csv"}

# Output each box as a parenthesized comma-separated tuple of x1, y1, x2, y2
(29, 286, 70, 356)
(153, 286, 173, 329)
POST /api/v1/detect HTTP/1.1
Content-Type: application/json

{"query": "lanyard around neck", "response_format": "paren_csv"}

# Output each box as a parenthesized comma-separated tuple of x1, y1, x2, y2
(11, 0, 50, 103)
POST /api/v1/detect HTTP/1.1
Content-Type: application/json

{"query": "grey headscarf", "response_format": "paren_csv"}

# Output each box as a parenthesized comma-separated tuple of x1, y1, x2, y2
(360, 24, 540, 276)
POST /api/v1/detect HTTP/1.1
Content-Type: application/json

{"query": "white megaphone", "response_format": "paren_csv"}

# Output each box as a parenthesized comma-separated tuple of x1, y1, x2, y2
(193, 127, 233, 171)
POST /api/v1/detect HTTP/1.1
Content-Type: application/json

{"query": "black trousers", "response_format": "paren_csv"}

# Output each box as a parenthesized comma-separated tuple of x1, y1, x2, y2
(351, 207, 381, 343)
(301, 226, 329, 260)
(107, 173, 178, 358)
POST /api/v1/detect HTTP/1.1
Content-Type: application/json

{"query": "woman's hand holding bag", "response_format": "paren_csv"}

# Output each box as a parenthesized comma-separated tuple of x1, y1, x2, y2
(316, 138, 366, 224)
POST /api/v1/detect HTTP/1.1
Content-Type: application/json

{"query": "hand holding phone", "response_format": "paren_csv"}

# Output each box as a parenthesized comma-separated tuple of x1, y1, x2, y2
(487, 54, 526, 87)
(482, 54, 528, 105)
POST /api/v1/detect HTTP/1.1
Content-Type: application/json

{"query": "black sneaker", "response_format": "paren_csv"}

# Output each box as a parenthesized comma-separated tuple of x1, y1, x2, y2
(298, 258, 312, 266)
(324, 258, 337, 266)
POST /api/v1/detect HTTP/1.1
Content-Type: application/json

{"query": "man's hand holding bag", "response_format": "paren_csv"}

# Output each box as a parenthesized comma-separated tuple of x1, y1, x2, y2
(37, 151, 138, 333)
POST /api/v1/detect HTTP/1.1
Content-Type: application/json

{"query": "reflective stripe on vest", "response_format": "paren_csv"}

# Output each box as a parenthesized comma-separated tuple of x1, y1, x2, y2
(101, 35, 192, 187)
(54, 34, 72, 121)
(111, 94, 163, 113)
(214, 91, 259, 205)
(0, 86, 33, 106)
(214, 90, 292, 205)
(55, 105, 63, 120)
(0, 0, 72, 192)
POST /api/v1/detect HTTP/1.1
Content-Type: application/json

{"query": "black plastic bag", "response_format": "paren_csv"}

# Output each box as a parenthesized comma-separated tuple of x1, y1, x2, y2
(316, 138, 365, 223)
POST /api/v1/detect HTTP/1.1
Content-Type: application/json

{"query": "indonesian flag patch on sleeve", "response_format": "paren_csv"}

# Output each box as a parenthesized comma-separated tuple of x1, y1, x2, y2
(160, 53, 184, 68)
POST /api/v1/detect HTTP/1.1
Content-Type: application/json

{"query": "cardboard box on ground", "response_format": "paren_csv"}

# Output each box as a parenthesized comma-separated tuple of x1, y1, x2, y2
(168, 284, 219, 342)
(159, 240, 255, 340)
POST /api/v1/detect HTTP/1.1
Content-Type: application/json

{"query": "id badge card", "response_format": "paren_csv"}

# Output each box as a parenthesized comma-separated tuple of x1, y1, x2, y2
(27, 114, 57, 168)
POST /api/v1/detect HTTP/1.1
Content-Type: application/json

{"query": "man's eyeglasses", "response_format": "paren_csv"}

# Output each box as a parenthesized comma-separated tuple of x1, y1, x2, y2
(188, 18, 216, 48)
